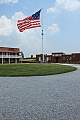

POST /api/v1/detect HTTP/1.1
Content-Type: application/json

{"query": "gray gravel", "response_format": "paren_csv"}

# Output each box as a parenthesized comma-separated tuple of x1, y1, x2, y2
(0, 64, 80, 120)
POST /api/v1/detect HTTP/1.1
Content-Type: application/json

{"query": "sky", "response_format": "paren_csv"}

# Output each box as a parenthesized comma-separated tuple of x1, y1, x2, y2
(0, 0, 80, 57)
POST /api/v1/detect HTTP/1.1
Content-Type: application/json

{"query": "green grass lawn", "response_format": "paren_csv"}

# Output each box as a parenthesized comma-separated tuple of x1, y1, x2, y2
(0, 63, 77, 77)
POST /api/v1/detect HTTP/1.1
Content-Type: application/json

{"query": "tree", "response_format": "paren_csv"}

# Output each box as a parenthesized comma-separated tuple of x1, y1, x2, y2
(21, 51, 24, 58)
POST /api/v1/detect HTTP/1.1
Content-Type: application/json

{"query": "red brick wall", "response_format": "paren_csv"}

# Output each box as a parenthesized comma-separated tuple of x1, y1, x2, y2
(36, 52, 80, 63)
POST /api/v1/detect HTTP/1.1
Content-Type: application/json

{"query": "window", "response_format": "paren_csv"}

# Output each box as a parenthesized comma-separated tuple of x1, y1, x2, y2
(39, 57, 41, 61)
(3, 58, 6, 63)
(63, 57, 65, 60)
(49, 57, 51, 60)
(0, 52, 2, 55)
(10, 53, 15, 55)
(55, 54, 58, 56)
(47, 57, 49, 61)
(3, 52, 6, 55)
(13, 53, 16, 55)
(70, 57, 72, 61)
(60, 54, 62, 56)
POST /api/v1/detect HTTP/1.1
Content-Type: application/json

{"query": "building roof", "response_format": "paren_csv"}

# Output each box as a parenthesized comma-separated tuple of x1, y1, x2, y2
(0, 47, 20, 53)
(52, 52, 65, 55)
(72, 53, 80, 55)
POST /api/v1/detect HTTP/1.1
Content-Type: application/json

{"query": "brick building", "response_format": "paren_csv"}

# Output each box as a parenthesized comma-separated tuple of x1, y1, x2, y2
(0, 47, 21, 64)
(36, 52, 80, 63)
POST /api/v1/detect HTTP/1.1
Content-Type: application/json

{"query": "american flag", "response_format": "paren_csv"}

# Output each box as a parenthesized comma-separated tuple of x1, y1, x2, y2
(17, 9, 41, 32)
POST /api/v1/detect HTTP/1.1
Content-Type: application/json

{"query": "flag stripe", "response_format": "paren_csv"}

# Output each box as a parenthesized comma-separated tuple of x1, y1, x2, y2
(17, 19, 41, 32)
(17, 22, 40, 29)
(19, 25, 41, 32)
(17, 19, 40, 27)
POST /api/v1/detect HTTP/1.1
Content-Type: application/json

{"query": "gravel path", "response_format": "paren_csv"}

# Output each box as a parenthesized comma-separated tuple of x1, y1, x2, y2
(0, 64, 80, 120)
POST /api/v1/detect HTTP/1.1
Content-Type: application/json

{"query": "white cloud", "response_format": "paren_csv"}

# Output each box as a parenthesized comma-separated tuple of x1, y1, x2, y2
(47, 7, 59, 13)
(0, 15, 13, 36)
(0, 0, 18, 4)
(0, 12, 25, 36)
(56, 0, 80, 11)
(48, 24, 60, 34)
(47, 0, 80, 13)
(12, 12, 25, 21)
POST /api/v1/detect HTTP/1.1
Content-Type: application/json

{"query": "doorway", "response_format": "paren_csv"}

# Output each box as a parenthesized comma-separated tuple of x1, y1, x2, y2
(54, 57, 60, 63)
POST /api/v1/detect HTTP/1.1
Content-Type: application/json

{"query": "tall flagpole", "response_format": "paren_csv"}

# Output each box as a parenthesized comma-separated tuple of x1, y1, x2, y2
(41, 9, 44, 63)
(42, 29, 44, 62)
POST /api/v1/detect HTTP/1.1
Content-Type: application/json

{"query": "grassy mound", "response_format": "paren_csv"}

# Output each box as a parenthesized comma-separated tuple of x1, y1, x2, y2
(0, 63, 77, 77)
